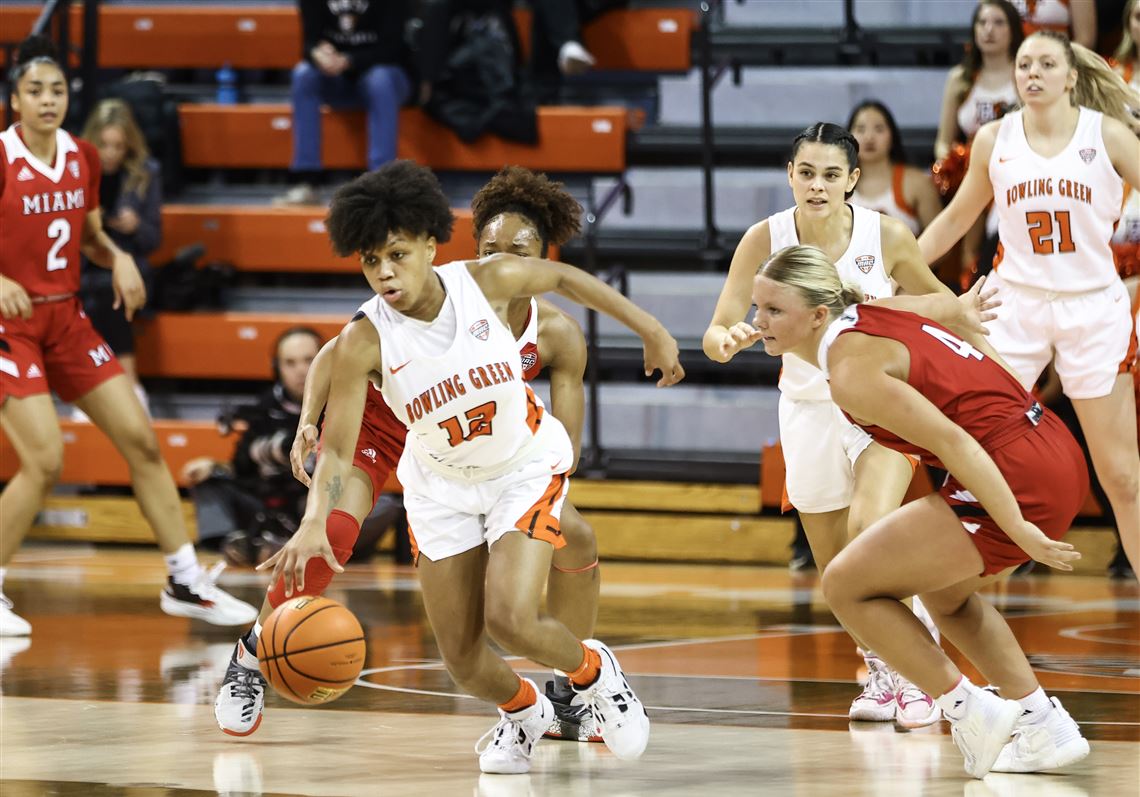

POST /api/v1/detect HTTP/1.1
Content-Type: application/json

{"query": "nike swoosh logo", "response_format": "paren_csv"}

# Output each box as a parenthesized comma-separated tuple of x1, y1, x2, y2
(998, 156, 1017, 163)
(389, 360, 412, 374)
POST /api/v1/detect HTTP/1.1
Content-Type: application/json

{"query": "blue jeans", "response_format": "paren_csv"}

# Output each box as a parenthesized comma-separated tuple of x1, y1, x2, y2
(290, 61, 412, 172)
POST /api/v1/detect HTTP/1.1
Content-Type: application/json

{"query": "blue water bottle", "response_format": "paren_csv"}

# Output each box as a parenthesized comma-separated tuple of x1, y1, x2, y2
(215, 63, 239, 104)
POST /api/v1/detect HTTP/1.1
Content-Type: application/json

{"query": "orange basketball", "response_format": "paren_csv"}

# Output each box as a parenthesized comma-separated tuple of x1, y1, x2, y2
(257, 596, 366, 705)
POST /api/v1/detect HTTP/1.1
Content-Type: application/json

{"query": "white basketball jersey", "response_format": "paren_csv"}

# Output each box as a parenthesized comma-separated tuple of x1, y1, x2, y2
(358, 261, 558, 476)
(990, 108, 1124, 292)
(768, 203, 892, 400)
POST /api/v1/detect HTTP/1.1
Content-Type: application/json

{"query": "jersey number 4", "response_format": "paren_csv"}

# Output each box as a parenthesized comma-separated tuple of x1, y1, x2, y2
(439, 401, 498, 447)
(47, 218, 71, 271)
(921, 325, 983, 361)
(1025, 211, 1075, 255)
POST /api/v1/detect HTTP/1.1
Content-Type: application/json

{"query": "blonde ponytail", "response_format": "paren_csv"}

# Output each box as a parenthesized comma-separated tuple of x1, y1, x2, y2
(757, 245, 862, 317)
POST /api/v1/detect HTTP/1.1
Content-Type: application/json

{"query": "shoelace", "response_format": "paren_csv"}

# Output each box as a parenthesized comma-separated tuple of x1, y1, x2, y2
(896, 680, 930, 708)
(189, 562, 229, 599)
(226, 665, 265, 704)
(474, 716, 528, 756)
(0, 594, 14, 611)
(863, 661, 894, 699)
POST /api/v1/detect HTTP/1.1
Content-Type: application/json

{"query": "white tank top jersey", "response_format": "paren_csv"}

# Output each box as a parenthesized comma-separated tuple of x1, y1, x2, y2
(989, 108, 1124, 292)
(853, 165, 921, 236)
(956, 79, 1019, 140)
(357, 261, 555, 477)
(768, 203, 892, 401)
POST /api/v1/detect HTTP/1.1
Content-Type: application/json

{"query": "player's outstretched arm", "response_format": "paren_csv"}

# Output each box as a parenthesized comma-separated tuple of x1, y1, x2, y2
(540, 306, 588, 472)
(290, 335, 340, 486)
(472, 254, 684, 387)
(918, 123, 998, 264)
(829, 351, 1080, 571)
(704, 220, 772, 363)
(260, 321, 377, 595)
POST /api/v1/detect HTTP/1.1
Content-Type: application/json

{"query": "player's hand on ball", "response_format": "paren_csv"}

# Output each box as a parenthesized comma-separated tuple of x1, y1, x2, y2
(1012, 521, 1081, 572)
(0, 275, 33, 320)
(290, 424, 319, 486)
(643, 327, 685, 387)
(258, 521, 343, 597)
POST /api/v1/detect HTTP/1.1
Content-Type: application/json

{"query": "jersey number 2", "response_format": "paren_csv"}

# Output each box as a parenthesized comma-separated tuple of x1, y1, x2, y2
(921, 325, 983, 361)
(47, 218, 71, 271)
(439, 401, 497, 447)
(1025, 211, 1075, 255)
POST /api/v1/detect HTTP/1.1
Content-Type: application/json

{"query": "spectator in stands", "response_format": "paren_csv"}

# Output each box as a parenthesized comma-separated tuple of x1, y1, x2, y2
(1110, 0, 1140, 279)
(181, 328, 323, 565)
(934, 0, 1023, 288)
(77, 100, 162, 416)
(847, 101, 942, 237)
(935, 0, 1022, 162)
(278, 1, 416, 206)
(527, 0, 628, 99)
(1010, 0, 1097, 48)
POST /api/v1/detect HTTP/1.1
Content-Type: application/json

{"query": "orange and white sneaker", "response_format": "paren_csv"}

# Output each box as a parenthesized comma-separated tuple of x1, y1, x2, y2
(849, 655, 896, 722)
(895, 676, 942, 728)
(476, 681, 555, 775)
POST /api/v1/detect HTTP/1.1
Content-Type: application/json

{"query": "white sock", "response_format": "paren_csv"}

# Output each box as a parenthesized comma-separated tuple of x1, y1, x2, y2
(164, 543, 203, 585)
(935, 675, 976, 720)
(1016, 687, 1052, 724)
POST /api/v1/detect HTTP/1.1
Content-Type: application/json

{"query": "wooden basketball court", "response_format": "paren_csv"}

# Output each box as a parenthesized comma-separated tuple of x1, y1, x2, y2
(1, 542, 1136, 796)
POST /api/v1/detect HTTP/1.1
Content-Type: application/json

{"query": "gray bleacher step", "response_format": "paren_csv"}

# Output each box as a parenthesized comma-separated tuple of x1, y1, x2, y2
(658, 66, 949, 128)
(722, 0, 976, 27)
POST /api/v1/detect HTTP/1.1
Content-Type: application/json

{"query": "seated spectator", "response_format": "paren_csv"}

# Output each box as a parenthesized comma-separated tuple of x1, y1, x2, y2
(847, 100, 942, 237)
(277, 0, 415, 206)
(182, 328, 323, 565)
(528, 0, 628, 99)
(1009, 0, 1097, 48)
(77, 99, 162, 416)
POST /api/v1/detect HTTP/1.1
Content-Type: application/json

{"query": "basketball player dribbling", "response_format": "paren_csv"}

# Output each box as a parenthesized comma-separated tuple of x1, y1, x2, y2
(0, 37, 255, 636)
(215, 167, 604, 745)
(261, 161, 684, 774)
(919, 31, 1140, 575)
(749, 244, 1091, 778)
(704, 123, 954, 727)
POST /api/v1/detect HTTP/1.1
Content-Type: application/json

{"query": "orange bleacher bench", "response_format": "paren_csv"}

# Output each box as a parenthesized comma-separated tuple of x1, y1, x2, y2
(134, 313, 345, 381)
(151, 206, 558, 274)
(0, 420, 401, 492)
(0, 6, 691, 72)
(178, 105, 627, 173)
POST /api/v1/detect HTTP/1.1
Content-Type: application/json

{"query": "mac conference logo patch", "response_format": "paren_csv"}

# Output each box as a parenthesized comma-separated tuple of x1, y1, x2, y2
(855, 255, 876, 274)
(469, 319, 490, 341)
(1079, 148, 1096, 164)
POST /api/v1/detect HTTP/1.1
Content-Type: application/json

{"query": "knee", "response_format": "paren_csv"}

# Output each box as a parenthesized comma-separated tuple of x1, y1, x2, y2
(24, 445, 63, 488)
(291, 61, 321, 92)
(820, 553, 860, 608)
(361, 66, 405, 103)
(556, 513, 597, 565)
(1097, 460, 1140, 503)
(484, 600, 538, 654)
(120, 424, 163, 466)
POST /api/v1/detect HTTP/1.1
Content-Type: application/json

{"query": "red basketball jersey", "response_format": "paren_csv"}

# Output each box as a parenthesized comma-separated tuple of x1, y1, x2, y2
(0, 125, 101, 297)
(820, 304, 1043, 467)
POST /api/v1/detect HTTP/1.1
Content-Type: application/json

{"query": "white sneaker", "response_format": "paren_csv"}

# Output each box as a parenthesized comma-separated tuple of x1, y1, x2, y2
(991, 697, 1090, 772)
(214, 638, 266, 736)
(160, 562, 258, 626)
(949, 687, 1023, 778)
(573, 640, 650, 760)
(272, 183, 319, 207)
(476, 681, 554, 775)
(895, 676, 941, 728)
(0, 594, 31, 636)
(849, 655, 896, 721)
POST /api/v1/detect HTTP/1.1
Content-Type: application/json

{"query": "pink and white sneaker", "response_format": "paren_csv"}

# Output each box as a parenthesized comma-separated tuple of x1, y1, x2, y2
(895, 676, 942, 728)
(849, 655, 897, 722)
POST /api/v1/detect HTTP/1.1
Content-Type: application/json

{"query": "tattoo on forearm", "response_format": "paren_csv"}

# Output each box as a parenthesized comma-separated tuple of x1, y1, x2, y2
(326, 475, 342, 506)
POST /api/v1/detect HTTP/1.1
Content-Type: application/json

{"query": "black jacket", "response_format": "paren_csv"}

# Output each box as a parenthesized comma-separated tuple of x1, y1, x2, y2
(225, 384, 308, 509)
(299, 0, 413, 75)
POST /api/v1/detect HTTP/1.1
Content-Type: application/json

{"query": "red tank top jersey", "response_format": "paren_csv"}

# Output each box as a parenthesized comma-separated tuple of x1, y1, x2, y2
(819, 304, 1041, 468)
(0, 126, 101, 297)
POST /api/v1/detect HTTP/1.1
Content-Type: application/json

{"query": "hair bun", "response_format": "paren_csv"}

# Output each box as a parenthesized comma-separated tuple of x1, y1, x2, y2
(15, 34, 59, 66)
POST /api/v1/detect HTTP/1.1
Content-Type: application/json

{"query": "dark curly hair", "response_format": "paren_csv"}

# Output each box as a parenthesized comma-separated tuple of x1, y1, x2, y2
(9, 34, 63, 88)
(471, 167, 582, 257)
(326, 160, 455, 258)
